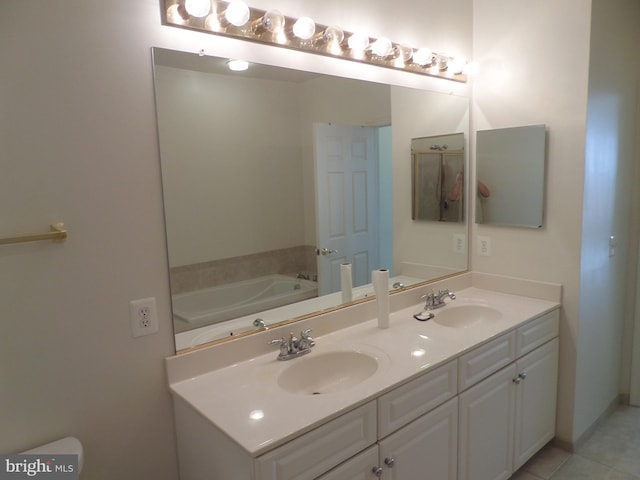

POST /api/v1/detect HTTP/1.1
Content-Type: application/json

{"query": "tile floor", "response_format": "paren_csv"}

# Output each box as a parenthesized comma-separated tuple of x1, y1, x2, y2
(512, 405, 640, 480)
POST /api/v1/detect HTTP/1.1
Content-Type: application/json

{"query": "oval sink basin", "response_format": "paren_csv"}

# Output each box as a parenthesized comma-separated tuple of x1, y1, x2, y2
(277, 350, 379, 395)
(433, 304, 502, 328)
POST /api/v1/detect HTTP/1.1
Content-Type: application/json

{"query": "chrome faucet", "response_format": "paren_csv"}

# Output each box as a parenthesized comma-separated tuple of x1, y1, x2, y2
(422, 288, 456, 310)
(269, 328, 315, 360)
(253, 318, 267, 329)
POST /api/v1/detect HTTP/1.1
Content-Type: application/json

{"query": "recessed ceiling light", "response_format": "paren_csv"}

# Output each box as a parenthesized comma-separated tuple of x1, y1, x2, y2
(227, 59, 249, 71)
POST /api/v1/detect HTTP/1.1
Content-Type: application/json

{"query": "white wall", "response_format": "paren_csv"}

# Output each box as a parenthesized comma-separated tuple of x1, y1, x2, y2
(575, 0, 640, 438)
(472, 0, 591, 443)
(0, 0, 472, 478)
(472, 0, 640, 445)
(155, 66, 306, 266)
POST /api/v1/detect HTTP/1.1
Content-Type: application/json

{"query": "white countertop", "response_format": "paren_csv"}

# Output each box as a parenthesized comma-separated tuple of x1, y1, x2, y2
(168, 286, 560, 457)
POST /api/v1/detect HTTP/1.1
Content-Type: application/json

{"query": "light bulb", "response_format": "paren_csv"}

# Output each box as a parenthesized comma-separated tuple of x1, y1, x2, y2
(227, 59, 249, 71)
(166, 4, 187, 24)
(395, 45, 413, 63)
(185, 0, 210, 18)
(464, 60, 479, 76)
(293, 17, 316, 40)
(225, 0, 250, 27)
(449, 58, 465, 74)
(323, 25, 344, 45)
(348, 32, 370, 53)
(413, 48, 433, 66)
(262, 10, 285, 33)
(371, 37, 393, 57)
(437, 54, 450, 70)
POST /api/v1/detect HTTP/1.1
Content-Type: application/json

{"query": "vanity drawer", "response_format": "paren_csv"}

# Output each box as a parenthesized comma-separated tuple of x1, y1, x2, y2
(378, 360, 457, 438)
(458, 332, 516, 391)
(516, 309, 560, 357)
(254, 401, 376, 480)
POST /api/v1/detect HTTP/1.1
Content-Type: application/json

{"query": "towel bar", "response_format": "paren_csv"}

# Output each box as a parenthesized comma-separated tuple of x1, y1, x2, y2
(0, 223, 68, 246)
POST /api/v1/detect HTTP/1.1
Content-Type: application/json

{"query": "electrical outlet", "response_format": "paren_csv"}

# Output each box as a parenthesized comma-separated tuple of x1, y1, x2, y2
(129, 297, 159, 337)
(453, 234, 466, 254)
(478, 236, 492, 257)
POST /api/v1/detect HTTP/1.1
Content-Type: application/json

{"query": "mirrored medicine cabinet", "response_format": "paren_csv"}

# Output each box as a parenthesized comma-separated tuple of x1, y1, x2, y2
(475, 124, 547, 228)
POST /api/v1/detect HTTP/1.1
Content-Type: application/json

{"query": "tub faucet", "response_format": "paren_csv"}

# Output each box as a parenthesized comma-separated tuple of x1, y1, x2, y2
(422, 288, 456, 310)
(269, 328, 315, 360)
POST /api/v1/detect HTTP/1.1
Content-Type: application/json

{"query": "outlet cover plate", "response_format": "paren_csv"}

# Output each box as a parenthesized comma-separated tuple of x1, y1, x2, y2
(129, 297, 159, 337)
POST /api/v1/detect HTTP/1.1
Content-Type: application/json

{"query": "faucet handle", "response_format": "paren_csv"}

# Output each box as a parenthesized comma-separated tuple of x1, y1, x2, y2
(269, 337, 289, 355)
(300, 328, 315, 347)
(439, 288, 456, 300)
(421, 290, 437, 305)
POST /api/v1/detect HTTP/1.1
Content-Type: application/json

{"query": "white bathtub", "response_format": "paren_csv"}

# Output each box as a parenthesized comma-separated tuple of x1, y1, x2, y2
(172, 274, 318, 326)
(174, 274, 425, 351)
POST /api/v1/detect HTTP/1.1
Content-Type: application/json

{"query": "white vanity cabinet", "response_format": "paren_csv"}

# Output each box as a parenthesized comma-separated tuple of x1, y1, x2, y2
(458, 310, 560, 480)
(377, 397, 458, 479)
(319, 360, 459, 480)
(169, 300, 560, 480)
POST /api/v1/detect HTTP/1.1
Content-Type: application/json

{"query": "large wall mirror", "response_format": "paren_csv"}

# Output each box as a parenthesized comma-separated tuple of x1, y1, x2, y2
(151, 47, 470, 352)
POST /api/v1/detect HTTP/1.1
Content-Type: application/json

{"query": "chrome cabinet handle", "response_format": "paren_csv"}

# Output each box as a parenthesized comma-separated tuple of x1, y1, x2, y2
(385, 456, 395, 467)
(513, 372, 527, 384)
(372, 466, 383, 477)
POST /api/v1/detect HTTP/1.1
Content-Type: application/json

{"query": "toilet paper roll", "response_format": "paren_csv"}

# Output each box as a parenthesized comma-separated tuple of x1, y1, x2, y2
(341, 263, 353, 304)
(373, 269, 390, 329)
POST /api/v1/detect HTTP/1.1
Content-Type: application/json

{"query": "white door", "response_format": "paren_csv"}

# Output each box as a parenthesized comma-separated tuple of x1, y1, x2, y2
(315, 123, 380, 296)
(513, 339, 559, 469)
(316, 446, 379, 480)
(458, 364, 517, 480)
(379, 397, 458, 480)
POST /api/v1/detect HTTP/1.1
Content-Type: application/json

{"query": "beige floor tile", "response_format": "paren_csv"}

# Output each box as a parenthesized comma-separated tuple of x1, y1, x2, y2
(550, 455, 612, 479)
(597, 407, 640, 443)
(511, 470, 544, 480)
(523, 444, 571, 479)
(612, 446, 640, 477)
(577, 430, 631, 467)
(603, 469, 640, 480)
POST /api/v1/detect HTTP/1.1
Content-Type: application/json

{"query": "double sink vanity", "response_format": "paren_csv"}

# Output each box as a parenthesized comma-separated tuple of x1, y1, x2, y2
(166, 273, 561, 480)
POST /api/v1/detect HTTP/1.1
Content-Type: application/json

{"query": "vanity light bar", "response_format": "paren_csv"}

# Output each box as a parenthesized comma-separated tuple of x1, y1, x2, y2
(161, 0, 469, 83)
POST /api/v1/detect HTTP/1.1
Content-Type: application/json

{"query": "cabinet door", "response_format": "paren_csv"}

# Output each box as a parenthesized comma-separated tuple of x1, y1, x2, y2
(378, 397, 458, 480)
(458, 364, 517, 480)
(316, 446, 380, 480)
(255, 402, 377, 480)
(513, 338, 559, 470)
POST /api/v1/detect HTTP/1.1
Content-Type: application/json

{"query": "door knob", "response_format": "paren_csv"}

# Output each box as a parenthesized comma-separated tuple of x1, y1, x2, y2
(316, 247, 338, 256)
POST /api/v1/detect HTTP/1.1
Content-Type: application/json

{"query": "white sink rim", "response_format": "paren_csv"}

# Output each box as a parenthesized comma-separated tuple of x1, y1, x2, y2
(276, 349, 381, 396)
(432, 303, 503, 328)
